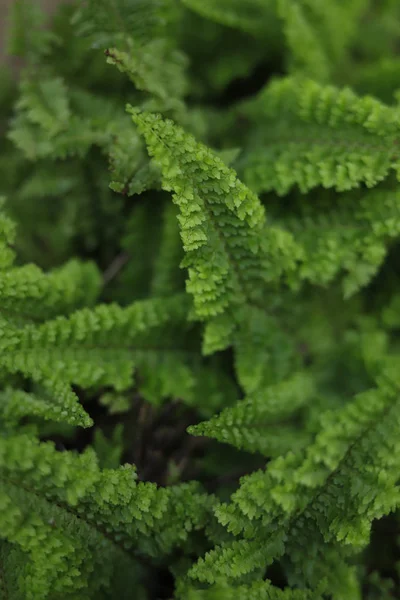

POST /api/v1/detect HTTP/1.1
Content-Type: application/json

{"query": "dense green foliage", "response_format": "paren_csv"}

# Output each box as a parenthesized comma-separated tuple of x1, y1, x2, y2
(1, 0, 400, 598)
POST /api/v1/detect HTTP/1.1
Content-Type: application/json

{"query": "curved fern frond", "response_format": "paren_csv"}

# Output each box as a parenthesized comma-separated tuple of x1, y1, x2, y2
(130, 109, 267, 319)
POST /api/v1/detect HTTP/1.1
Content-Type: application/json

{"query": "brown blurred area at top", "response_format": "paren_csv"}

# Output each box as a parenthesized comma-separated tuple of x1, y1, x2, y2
(0, 0, 66, 65)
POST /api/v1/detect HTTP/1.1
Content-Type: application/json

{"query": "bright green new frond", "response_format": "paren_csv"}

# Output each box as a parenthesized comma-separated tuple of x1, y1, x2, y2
(238, 77, 400, 195)
(131, 110, 266, 318)
(188, 372, 314, 457)
(190, 372, 400, 594)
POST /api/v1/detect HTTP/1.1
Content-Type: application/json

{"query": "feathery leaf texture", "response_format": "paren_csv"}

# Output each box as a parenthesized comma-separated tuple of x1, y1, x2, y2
(283, 186, 400, 295)
(130, 109, 267, 318)
(0, 294, 193, 400)
(238, 77, 400, 195)
(0, 432, 214, 599)
(188, 372, 314, 456)
(3, 0, 400, 597)
(189, 370, 400, 597)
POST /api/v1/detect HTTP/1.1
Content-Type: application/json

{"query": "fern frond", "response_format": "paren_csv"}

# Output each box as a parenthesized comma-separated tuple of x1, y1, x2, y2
(0, 432, 215, 598)
(188, 373, 314, 457)
(0, 386, 89, 429)
(131, 110, 305, 400)
(284, 186, 400, 296)
(0, 259, 101, 323)
(277, 0, 330, 82)
(9, 78, 139, 164)
(130, 110, 266, 318)
(238, 77, 400, 195)
(0, 294, 192, 398)
(9, 111, 105, 161)
(189, 370, 400, 597)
